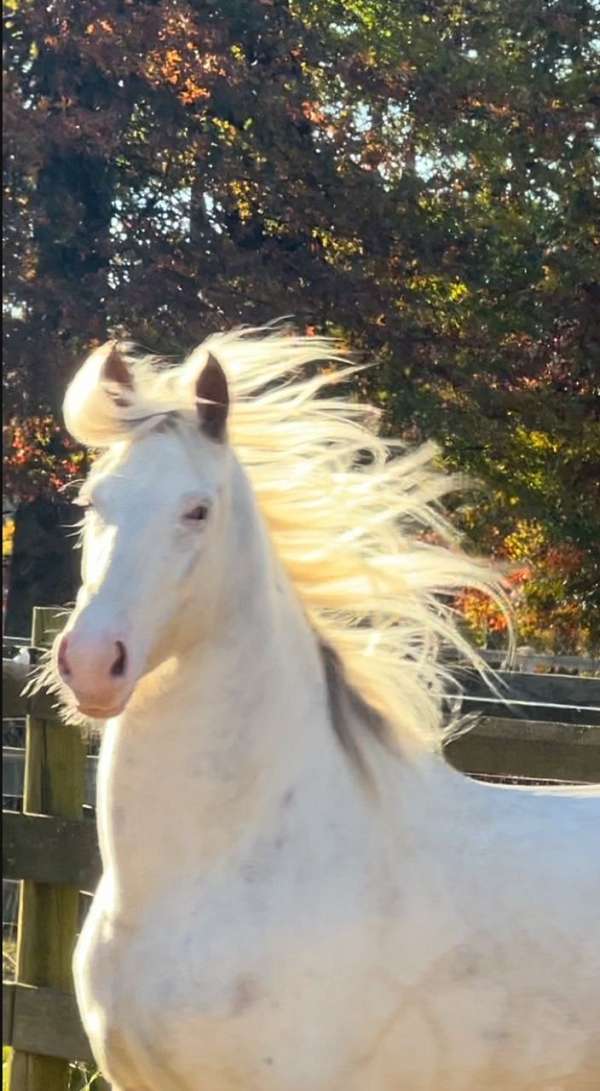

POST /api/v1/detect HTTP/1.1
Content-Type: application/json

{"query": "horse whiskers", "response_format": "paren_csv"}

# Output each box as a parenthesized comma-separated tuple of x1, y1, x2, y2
(24, 642, 94, 732)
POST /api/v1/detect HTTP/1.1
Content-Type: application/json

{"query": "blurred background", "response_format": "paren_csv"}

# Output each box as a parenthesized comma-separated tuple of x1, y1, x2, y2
(3, 0, 599, 651)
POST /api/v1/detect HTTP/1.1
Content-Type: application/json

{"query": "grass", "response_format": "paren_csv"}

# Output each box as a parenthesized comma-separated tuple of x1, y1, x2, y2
(2, 937, 16, 982)
(2, 1050, 103, 1091)
(3, 939, 15, 1089)
(69, 1064, 105, 1090)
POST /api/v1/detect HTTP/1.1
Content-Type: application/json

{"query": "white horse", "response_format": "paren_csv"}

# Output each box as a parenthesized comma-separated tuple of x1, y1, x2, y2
(47, 330, 598, 1091)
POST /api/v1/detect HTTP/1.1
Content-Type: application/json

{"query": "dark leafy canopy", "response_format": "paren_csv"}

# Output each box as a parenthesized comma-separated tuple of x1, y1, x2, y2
(3, 0, 599, 647)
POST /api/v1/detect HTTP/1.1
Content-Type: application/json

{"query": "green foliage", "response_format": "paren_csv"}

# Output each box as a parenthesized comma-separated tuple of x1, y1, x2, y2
(3, 0, 599, 648)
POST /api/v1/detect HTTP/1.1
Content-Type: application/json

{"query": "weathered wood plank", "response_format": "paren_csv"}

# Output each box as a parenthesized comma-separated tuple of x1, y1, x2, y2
(479, 649, 600, 674)
(2, 982, 95, 1065)
(467, 717, 600, 745)
(446, 718, 600, 783)
(458, 670, 600, 726)
(2, 811, 101, 893)
(3, 976, 15, 1044)
(8, 607, 88, 1091)
(465, 669, 600, 706)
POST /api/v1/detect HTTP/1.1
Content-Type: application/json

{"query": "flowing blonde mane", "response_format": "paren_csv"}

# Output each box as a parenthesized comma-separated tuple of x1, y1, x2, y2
(64, 326, 510, 751)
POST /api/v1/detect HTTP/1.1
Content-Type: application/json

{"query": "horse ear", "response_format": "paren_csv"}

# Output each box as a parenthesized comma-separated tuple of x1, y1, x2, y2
(102, 342, 133, 395)
(196, 353, 229, 442)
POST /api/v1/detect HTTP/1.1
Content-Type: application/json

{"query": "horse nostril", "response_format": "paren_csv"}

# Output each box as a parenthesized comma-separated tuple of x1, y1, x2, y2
(57, 636, 71, 677)
(110, 641, 128, 678)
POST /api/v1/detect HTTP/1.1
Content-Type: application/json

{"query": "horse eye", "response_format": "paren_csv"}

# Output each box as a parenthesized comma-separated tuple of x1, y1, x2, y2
(185, 504, 209, 522)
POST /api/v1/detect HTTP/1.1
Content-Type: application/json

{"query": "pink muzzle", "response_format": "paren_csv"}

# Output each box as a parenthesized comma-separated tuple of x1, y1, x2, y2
(57, 631, 131, 717)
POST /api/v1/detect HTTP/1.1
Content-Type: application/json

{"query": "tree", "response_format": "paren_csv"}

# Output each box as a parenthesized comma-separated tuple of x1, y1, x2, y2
(3, 0, 599, 647)
(2, 416, 86, 634)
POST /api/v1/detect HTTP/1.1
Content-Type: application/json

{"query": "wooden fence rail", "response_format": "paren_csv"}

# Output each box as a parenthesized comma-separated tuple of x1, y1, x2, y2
(3, 811, 100, 893)
(2, 612, 600, 1089)
(2, 609, 98, 1091)
(479, 648, 600, 675)
(3, 983, 94, 1066)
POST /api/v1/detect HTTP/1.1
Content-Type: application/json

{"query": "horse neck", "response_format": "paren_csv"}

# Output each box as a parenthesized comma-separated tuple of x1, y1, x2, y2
(100, 462, 340, 903)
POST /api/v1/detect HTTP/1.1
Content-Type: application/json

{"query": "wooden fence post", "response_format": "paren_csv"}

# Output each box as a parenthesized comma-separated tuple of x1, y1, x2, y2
(8, 607, 87, 1091)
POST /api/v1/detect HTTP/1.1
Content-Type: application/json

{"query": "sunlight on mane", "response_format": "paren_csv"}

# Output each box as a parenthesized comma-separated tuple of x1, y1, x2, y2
(63, 325, 512, 750)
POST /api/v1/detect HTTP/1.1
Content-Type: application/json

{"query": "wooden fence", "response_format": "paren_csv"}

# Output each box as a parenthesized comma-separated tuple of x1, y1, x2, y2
(2, 609, 600, 1090)
(2, 610, 106, 1091)
(478, 647, 600, 676)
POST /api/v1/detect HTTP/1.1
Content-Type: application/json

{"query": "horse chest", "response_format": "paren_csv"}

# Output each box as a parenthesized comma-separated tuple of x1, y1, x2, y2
(76, 860, 399, 1091)
(75, 810, 600, 1091)
(78, 885, 597, 1091)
